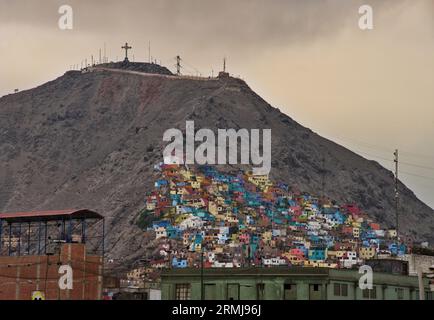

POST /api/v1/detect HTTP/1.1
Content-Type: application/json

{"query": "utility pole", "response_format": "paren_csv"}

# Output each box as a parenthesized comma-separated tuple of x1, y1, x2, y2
(223, 57, 226, 72)
(321, 157, 326, 200)
(99, 48, 102, 64)
(176, 56, 181, 75)
(104, 42, 106, 63)
(200, 244, 204, 300)
(394, 149, 399, 236)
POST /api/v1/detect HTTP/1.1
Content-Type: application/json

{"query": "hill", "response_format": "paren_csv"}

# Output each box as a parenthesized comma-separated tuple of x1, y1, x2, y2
(0, 62, 432, 266)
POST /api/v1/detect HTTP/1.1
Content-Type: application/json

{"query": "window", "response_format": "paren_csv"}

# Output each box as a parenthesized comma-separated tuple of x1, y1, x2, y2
(362, 286, 377, 299)
(175, 284, 191, 300)
(396, 288, 404, 300)
(284, 283, 297, 300)
(334, 283, 348, 297)
(342, 284, 348, 296)
(371, 287, 377, 299)
(227, 283, 240, 300)
(362, 288, 368, 299)
(334, 283, 340, 296)
(313, 284, 319, 291)
(204, 284, 217, 300)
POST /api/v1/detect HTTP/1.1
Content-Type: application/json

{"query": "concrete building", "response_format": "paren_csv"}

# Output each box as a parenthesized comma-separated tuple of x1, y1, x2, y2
(161, 267, 433, 300)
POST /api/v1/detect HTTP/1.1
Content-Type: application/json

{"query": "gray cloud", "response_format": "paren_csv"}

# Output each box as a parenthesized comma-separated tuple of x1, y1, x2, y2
(0, 0, 412, 50)
(0, 0, 433, 209)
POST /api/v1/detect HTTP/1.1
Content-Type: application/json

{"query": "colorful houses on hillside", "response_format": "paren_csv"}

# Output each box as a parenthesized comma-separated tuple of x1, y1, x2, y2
(138, 163, 411, 270)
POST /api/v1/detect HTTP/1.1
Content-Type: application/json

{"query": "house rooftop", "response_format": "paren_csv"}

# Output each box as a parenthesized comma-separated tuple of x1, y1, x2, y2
(0, 209, 103, 223)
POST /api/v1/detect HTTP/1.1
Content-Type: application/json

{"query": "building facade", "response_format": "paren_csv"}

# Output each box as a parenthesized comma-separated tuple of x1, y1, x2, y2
(0, 209, 104, 300)
(161, 267, 433, 300)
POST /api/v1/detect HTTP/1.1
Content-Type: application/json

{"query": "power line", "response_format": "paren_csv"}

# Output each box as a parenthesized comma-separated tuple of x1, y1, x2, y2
(327, 131, 434, 164)
(400, 171, 434, 181)
(349, 149, 434, 173)
(400, 161, 434, 171)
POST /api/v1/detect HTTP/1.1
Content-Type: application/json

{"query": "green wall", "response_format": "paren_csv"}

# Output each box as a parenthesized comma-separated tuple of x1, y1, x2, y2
(161, 267, 432, 300)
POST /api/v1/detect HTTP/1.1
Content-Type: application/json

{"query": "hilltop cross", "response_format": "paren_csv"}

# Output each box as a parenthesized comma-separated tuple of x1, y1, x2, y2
(121, 42, 132, 62)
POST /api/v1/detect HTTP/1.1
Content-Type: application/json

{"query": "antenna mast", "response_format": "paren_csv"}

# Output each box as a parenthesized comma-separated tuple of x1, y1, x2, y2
(148, 41, 151, 63)
(176, 55, 181, 75)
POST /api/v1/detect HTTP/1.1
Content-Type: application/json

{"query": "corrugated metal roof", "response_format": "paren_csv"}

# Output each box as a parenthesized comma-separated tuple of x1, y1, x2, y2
(0, 209, 103, 222)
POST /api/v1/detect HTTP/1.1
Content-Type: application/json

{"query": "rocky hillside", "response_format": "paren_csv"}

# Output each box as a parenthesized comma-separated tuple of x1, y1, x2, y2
(0, 62, 432, 266)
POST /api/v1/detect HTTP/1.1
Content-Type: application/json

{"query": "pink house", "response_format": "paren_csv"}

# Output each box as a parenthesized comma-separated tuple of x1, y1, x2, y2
(289, 248, 305, 258)
(239, 233, 250, 244)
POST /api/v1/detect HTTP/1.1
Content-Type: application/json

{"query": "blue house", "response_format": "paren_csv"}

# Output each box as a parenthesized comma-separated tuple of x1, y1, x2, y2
(308, 248, 326, 261)
(333, 211, 346, 224)
(155, 179, 168, 188)
(166, 226, 181, 239)
(172, 257, 188, 268)
(152, 220, 170, 230)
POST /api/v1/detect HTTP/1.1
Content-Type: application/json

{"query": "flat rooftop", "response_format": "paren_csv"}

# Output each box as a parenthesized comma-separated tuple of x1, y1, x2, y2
(0, 209, 103, 223)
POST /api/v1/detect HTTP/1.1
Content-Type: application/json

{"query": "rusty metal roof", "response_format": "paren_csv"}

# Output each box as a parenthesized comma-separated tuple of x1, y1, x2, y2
(0, 209, 103, 222)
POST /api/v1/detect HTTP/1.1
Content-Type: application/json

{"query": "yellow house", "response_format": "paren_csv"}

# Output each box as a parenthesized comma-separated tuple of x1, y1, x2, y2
(191, 181, 201, 189)
(387, 229, 398, 238)
(304, 261, 319, 267)
(180, 169, 193, 180)
(146, 202, 156, 211)
(214, 246, 224, 254)
(352, 221, 362, 228)
(247, 175, 273, 191)
(208, 201, 218, 216)
(225, 215, 238, 224)
(318, 262, 338, 269)
(262, 231, 272, 242)
(216, 213, 226, 221)
(359, 247, 376, 259)
(218, 184, 229, 192)
(334, 251, 346, 258)
(216, 196, 225, 205)
(195, 243, 202, 252)
(353, 227, 360, 238)
(282, 253, 304, 266)
(175, 214, 189, 224)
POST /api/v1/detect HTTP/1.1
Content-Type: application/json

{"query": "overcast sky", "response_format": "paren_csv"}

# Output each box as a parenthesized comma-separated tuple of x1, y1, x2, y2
(0, 0, 433, 208)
